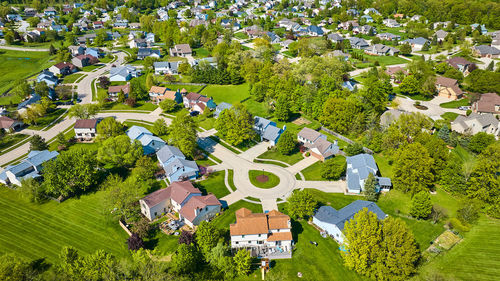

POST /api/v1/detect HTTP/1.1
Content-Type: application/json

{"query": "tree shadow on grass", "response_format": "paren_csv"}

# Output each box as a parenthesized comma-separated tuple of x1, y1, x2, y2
(291, 220, 304, 243)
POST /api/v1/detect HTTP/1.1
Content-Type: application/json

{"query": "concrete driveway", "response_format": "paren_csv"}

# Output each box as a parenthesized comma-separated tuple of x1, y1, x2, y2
(396, 96, 463, 120)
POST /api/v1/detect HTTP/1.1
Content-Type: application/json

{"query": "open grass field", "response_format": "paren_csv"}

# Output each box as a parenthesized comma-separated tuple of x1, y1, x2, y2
(301, 156, 346, 181)
(195, 171, 230, 199)
(416, 217, 500, 281)
(0, 188, 130, 262)
(0, 50, 54, 104)
(256, 148, 304, 165)
(159, 83, 204, 93)
(248, 170, 280, 188)
(193, 47, 210, 58)
(439, 98, 469, 109)
(62, 73, 86, 84)
(200, 83, 251, 104)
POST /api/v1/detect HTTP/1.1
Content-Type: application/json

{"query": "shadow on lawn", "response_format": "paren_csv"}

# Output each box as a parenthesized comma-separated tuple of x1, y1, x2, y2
(291, 220, 304, 243)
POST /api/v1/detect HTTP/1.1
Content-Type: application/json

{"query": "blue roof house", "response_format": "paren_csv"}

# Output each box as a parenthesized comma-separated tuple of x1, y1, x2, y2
(254, 116, 284, 146)
(360, 15, 373, 23)
(126, 125, 166, 155)
(0, 150, 59, 186)
(17, 94, 41, 111)
(37, 70, 58, 87)
(85, 48, 101, 58)
(307, 25, 324, 36)
(346, 153, 391, 194)
(156, 145, 199, 182)
(313, 200, 387, 244)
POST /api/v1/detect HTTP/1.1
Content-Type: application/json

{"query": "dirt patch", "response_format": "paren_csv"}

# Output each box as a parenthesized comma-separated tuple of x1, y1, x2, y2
(292, 117, 312, 126)
(414, 104, 428, 110)
(256, 175, 269, 183)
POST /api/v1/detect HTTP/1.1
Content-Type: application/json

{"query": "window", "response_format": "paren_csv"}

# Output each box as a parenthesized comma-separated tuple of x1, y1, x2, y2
(235, 242, 239, 245)
(242, 235, 245, 238)
(258, 234, 261, 237)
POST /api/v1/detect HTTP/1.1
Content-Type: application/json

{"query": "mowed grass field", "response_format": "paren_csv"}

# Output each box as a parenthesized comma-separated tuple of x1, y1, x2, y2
(200, 83, 251, 104)
(0, 188, 130, 262)
(0, 50, 54, 104)
(416, 218, 500, 281)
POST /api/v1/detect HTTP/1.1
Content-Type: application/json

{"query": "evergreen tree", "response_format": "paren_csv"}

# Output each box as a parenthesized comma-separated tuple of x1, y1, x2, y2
(437, 125, 450, 143)
(233, 249, 252, 276)
(363, 173, 379, 202)
(29, 135, 48, 151)
(410, 191, 433, 219)
(277, 130, 295, 155)
(486, 61, 494, 71)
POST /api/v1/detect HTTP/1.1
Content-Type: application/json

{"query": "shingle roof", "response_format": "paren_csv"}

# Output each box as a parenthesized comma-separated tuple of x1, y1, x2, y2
(156, 145, 185, 163)
(298, 127, 322, 142)
(263, 125, 282, 142)
(230, 208, 290, 236)
(168, 181, 201, 204)
(314, 200, 386, 230)
(475, 93, 500, 113)
(127, 125, 152, 140)
(74, 119, 98, 129)
(179, 194, 221, 222)
(141, 187, 171, 208)
(0, 116, 16, 129)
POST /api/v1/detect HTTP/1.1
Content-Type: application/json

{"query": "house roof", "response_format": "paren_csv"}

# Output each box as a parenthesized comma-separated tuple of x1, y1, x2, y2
(267, 210, 290, 229)
(314, 200, 386, 230)
(447, 57, 472, 69)
(475, 93, 500, 113)
(263, 125, 282, 142)
(25, 150, 59, 169)
(108, 84, 130, 94)
(156, 145, 185, 163)
(435, 29, 448, 38)
(298, 127, 322, 142)
(0, 116, 17, 129)
(168, 180, 201, 204)
(149, 86, 167, 94)
(185, 92, 202, 101)
(216, 102, 232, 112)
(127, 125, 152, 140)
(312, 138, 337, 156)
(267, 232, 293, 242)
(141, 187, 171, 208)
(474, 45, 500, 55)
(346, 153, 378, 191)
(74, 119, 98, 129)
(179, 194, 221, 222)
(173, 44, 192, 53)
(385, 66, 407, 76)
(230, 208, 270, 236)
(436, 76, 462, 94)
(53, 62, 76, 70)
(137, 134, 165, 147)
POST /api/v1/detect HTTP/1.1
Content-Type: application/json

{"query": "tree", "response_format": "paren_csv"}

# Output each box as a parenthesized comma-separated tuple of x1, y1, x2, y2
(133, 218, 152, 239)
(29, 135, 48, 151)
(457, 200, 481, 224)
(128, 233, 145, 251)
(437, 125, 450, 142)
(439, 154, 466, 194)
(18, 178, 44, 203)
(399, 75, 420, 96)
(286, 189, 317, 219)
(486, 61, 494, 71)
(171, 244, 201, 274)
(102, 175, 142, 221)
(55, 132, 69, 151)
(145, 73, 155, 89)
(415, 133, 449, 179)
(96, 117, 124, 140)
(98, 76, 110, 88)
(196, 221, 222, 258)
(168, 114, 197, 157)
(68, 104, 100, 119)
(159, 99, 178, 113)
(97, 135, 143, 168)
(277, 130, 295, 155)
(131, 156, 158, 181)
(468, 132, 495, 153)
(344, 143, 364, 156)
(43, 148, 98, 197)
(400, 43, 412, 55)
(0, 254, 42, 281)
(178, 230, 195, 245)
(233, 249, 252, 276)
(410, 191, 433, 219)
(207, 242, 236, 280)
(151, 118, 168, 136)
(363, 173, 379, 202)
(34, 81, 50, 97)
(393, 143, 434, 195)
(320, 98, 362, 134)
(274, 94, 291, 121)
(215, 104, 255, 146)
(321, 157, 346, 180)
(466, 142, 500, 205)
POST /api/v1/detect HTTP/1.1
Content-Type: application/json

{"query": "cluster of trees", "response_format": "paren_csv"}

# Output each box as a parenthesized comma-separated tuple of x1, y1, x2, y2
(215, 104, 255, 146)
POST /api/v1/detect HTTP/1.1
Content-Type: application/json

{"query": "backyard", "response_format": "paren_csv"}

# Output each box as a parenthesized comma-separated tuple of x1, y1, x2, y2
(195, 171, 231, 199)
(200, 83, 251, 104)
(62, 73, 86, 84)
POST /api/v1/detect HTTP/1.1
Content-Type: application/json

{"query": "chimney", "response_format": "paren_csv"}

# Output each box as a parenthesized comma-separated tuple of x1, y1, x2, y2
(334, 140, 338, 146)
(194, 208, 199, 216)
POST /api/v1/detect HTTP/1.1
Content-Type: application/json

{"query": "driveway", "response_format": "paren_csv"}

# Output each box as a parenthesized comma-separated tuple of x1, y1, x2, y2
(396, 96, 463, 120)
(286, 156, 318, 175)
(238, 142, 270, 161)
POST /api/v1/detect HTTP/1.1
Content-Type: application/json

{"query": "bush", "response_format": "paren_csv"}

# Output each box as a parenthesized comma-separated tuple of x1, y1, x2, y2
(457, 201, 480, 224)
(344, 142, 364, 156)
(448, 217, 470, 233)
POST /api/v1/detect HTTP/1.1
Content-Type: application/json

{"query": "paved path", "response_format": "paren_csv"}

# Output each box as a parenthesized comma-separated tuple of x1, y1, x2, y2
(0, 45, 49, 52)
(239, 142, 270, 161)
(396, 95, 463, 120)
(286, 156, 318, 175)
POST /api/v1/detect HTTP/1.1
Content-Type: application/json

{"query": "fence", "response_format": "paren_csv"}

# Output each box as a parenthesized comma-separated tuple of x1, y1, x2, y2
(320, 126, 374, 154)
(119, 220, 133, 237)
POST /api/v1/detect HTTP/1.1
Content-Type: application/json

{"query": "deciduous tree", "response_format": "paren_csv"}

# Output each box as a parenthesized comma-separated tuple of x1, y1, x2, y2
(286, 189, 317, 219)
(233, 249, 252, 276)
(410, 191, 433, 219)
(97, 135, 143, 168)
(393, 143, 434, 195)
(320, 157, 346, 180)
(29, 135, 48, 151)
(96, 117, 124, 140)
(277, 130, 295, 155)
(168, 114, 197, 157)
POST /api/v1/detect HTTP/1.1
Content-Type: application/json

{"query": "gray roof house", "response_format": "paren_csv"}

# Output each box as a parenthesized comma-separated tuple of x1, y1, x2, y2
(327, 33, 344, 43)
(126, 125, 166, 155)
(473, 45, 500, 58)
(451, 113, 499, 139)
(109, 65, 141, 81)
(349, 37, 369, 49)
(137, 48, 161, 60)
(156, 145, 199, 182)
(376, 32, 401, 41)
(214, 102, 232, 118)
(365, 44, 399, 56)
(254, 116, 284, 146)
(154, 61, 180, 75)
(346, 154, 391, 194)
(0, 150, 59, 186)
(401, 37, 429, 51)
(313, 200, 387, 244)
(297, 127, 338, 161)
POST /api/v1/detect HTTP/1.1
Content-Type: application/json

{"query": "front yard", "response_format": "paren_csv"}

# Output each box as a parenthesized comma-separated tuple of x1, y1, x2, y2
(256, 148, 304, 165)
(301, 156, 346, 181)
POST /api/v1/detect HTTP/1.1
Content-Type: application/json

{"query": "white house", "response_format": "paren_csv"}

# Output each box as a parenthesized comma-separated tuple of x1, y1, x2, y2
(74, 119, 98, 141)
(346, 154, 391, 194)
(139, 181, 221, 227)
(230, 208, 293, 259)
(297, 127, 338, 161)
(313, 200, 387, 244)
(109, 65, 141, 81)
(153, 61, 180, 75)
(126, 125, 166, 155)
(451, 113, 499, 139)
(0, 150, 59, 186)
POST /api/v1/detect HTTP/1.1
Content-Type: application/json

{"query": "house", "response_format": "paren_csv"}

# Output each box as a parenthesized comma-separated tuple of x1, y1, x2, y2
(376, 32, 400, 41)
(346, 154, 392, 194)
(338, 21, 358, 31)
(137, 48, 161, 60)
(152, 90, 183, 104)
(126, 125, 166, 155)
(266, 32, 280, 44)
(183, 92, 215, 112)
(327, 33, 344, 44)
(0, 116, 23, 132)
(254, 116, 284, 146)
(472, 93, 500, 115)
(385, 66, 407, 82)
(329, 50, 350, 61)
(214, 102, 232, 118)
(113, 20, 128, 28)
(365, 44, 399, 56)
(23, 32, 40, 42)
(24, 8, 37, 17)
(139, 181, 221, 227)
(364, 8, 380, 15)
(36, 70, 58, 87)
(109, 65, 140, 81)
(451, 113, 499, 138)
(473, 45, 500, 58)
(435, 29, 448, 42)
(146, 33, 156, 43)
(358, 25, 376, 35)
(74, 119, 98, 141)
(49, 62, 77, 76)
(360, 15, 373, 23)
(435, 76, 463, 100)
(230, 208, 293, 259)
(85, 48, 101, 58)
(71, 54, 99, 68)
(107, 84, 130, 100)
(349, 37, 369, 49)
(401, 37, 429, 51)
(446, 57, 474, 76)
(383, 19, 400, 28)
(169, 44, 192, 57)
(17, 94, 41, 112)
(68, 45, 85, 56)
(470, 23, 487, 34)
(189, 57, 217, 68)
(280, 39, 295, 49)
(44, 7, 57, 16)
(93, 21, 104, 29)
(156, 145, 199, 182)
(76, 33, 97, 44)
(313, 200, 387, 244)
(0, 150, 59, 186)
(307, 25, 324, 36)
(148, 86, 167, 100)
(129, 38, 147, 49)
(129, 22, 141, 29)
(153, 61, 180, 75)
(297, 127, 339, 161)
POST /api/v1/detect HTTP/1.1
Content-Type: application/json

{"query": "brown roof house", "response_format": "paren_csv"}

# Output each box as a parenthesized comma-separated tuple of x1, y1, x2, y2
(230, 208, 293, 259)
(139, 181, 221, 227)
(385, 66, 407, 82)
(169, 44, 192, 57)
(473, 93, 500, 115)
(71, 54, 99, 68)
(0, 116, 23, 132)
(451, 113, 499, 139)
(446, 57, 475, 76)
(297, 127, 339, 161)
(108, 84, 130, 101)
(49, 62, 78, 76)
(435, 76, 463, 100)
(74, 119, 98, 141)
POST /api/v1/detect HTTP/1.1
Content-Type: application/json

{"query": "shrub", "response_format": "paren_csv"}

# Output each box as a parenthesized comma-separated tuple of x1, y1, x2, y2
(448, 218, 470, 233)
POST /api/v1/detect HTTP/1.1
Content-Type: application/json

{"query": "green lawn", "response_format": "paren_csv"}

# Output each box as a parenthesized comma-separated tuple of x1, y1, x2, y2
(193, 47, 210, 58)
(248, 170, 280, 189)
(28, 108, 67, 130)
(234, 32, 249, 40)
(0, 133, 29, 152)
(196, 116, 216, 130)
(195, 154, 216, 167)
(195, 171, 230, 199)
(439, 98, 469, 109)
(301, 156, 346, 181)
(441, 112, 460, 122)
(200, 83, 251, 104)
(211, 200, 263, 230)
(82, 64, 100, 72)
(256, 148, 304, 165)
(416, 217, 500, 281)
(373, 153, 394, 178)
(62, 73, 86, 84)
(158, 83, 203, 93)
(0, 187, 130, 262)
(102, 101, 158, 111)
(0, 50, 54, 100)
(242, 98, 269, 117)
